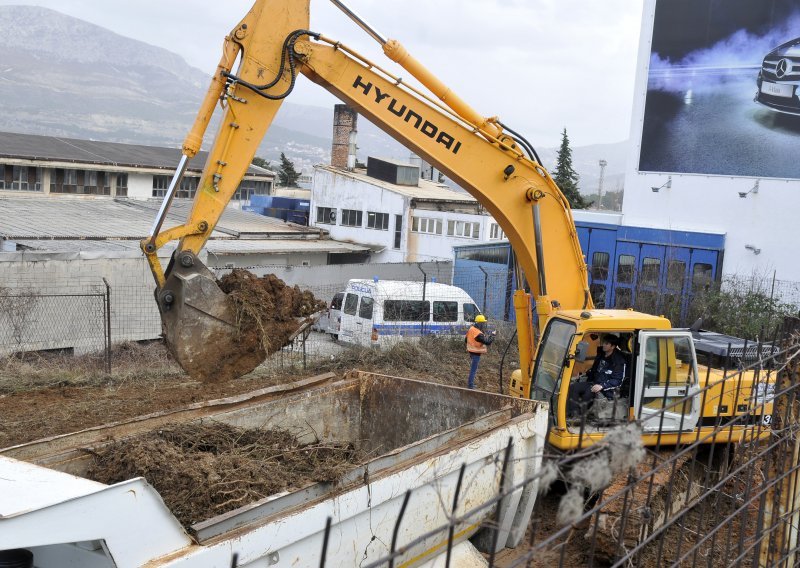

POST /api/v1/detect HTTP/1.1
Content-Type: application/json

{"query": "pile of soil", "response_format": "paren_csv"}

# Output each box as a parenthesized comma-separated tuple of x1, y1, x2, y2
(87, 422, 363, 527)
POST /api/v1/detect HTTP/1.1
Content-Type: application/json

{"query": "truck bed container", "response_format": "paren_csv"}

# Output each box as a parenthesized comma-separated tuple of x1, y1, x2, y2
(0, 372, 547, 568)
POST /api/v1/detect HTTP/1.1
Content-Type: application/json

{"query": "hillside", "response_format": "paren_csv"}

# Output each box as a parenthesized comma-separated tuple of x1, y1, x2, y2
(0, 5, 626, 189)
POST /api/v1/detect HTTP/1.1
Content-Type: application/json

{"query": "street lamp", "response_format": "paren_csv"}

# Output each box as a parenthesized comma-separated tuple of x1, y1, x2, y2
(596, 160, 607, 210)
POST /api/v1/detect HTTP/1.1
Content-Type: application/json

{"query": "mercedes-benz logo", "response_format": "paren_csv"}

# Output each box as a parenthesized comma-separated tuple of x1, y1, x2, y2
(776, 58, 790, 79)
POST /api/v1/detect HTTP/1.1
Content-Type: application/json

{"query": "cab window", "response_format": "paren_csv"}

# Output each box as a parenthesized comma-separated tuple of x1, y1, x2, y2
(531, 319, 575, 402)
(463, 303, 480, 322)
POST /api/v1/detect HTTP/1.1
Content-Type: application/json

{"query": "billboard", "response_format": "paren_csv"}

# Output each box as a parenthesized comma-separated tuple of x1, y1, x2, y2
(639, 0, 800, 179)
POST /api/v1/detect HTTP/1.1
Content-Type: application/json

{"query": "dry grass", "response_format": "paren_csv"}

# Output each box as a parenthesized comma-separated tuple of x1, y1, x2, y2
(0, 341, 183, 393)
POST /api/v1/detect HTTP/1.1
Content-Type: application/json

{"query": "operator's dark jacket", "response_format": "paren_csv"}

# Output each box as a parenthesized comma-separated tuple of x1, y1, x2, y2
(588, 349, 627, 399)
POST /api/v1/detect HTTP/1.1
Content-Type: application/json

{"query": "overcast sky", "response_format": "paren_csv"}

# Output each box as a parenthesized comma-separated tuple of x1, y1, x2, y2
(0, 0, 643, 148)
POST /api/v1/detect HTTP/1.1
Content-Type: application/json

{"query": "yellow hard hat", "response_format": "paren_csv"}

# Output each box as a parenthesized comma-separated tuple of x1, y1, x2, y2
(475, 314, 487, 323)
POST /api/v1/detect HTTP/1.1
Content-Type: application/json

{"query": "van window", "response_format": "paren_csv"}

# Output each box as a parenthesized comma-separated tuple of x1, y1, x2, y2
(463, 303, 480, 322)
(344, 293, 359, 316)
(433, 301, 458, 322)
(384, 300, 430, 321)
(330, 292, 344, 311)
(359, 296, 374, 319)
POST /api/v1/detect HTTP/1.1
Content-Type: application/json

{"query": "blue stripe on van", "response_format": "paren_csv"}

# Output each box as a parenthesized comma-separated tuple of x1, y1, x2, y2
(373, 323, 471, 336)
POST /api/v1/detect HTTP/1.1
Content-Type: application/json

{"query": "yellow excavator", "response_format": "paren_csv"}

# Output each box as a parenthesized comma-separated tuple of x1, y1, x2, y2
(141, 0, 773, 452)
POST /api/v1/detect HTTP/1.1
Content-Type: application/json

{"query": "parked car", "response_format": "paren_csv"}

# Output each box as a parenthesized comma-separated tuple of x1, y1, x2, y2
(312, 291, 344, 338)
(755, 37, 800, 115)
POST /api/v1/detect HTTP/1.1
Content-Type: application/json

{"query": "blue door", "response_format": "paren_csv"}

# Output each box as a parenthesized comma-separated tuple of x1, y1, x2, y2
(611, 242, 639, 309)
(583, 227, 617, 308)
(636, 243, 666, 314)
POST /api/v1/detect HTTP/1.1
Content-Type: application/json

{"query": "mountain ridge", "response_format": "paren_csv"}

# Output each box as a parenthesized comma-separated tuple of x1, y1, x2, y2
(0, 5, 627, 194)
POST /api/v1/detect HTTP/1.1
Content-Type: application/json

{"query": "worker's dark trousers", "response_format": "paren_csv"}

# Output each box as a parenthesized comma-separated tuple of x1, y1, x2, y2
(467, 353, 481, 389)
(568, 382, 595, 416)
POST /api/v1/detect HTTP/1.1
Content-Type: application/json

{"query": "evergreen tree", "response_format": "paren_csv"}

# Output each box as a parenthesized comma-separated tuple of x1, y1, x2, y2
(552, 128, 587, 209)
(251, 156, 271, 170)
(277, 152, 300, 187)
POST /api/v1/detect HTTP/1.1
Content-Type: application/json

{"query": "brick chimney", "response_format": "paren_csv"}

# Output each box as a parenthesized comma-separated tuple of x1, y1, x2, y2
(331, 104, 358, 169)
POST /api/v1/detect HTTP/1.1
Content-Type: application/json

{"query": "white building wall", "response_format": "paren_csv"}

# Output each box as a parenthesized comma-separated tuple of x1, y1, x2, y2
(311, 168, 408, 262)
(405, 210, 488, 262)
(622, 0, 800, 281)
(312, 168, 494, 263)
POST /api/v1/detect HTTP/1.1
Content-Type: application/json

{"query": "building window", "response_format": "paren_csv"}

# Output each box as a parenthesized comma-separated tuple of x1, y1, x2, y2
(341, 209, 363, 227)
(412, 216, 443, 235)
(590, 283, 606, 308)
(367, 211, 389, 230)
(116, 173, 128, 197)
(489, 223, 505, 240)
(692, 263, 713, 291)
(616, 255, 635, 284)
(4, 166, 42, 191)
(234, 179, 271, 202)
(447, 220, 480, 239)
(615, 287, 632, 309)
(591, 252, 610, 281)
(394, 215, 403, 249)
(80, 171, 110, 195)
(666, 260, 686, 291)
(641, 257, 661, 287)
(317, 206, 337, 225)
(152, 175, 197, 198)
(51, 168, 78, 193)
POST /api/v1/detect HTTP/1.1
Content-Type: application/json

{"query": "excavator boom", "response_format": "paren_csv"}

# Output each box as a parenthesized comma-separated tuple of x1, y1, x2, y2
(141, 0, 591, 382)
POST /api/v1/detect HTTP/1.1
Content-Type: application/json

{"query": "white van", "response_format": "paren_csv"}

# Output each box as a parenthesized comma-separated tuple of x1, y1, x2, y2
(337, 279, 482, 347)
(312, 291, 344, 338)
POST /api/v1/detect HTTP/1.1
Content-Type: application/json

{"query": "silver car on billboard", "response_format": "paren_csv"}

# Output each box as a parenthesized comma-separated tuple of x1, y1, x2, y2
(755, 37, 800, 115)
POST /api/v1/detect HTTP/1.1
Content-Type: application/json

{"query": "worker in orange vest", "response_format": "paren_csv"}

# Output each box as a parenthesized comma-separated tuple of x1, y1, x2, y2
(465, 314, 496, 389)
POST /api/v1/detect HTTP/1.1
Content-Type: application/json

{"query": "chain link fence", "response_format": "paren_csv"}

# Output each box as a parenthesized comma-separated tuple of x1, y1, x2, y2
(2, 262, 800, 378)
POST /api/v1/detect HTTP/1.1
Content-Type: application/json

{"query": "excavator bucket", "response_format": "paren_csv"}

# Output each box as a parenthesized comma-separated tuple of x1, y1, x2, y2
(158, 261, 268, 382)
(157, 257, 325, 382)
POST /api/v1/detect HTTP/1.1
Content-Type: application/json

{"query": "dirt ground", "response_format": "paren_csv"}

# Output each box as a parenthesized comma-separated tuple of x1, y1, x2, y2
(0, 333, 761, 567)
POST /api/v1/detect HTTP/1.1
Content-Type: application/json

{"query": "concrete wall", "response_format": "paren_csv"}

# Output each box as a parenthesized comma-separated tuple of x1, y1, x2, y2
(0, 252, 161, 355)
(622, 0, 800, 281)
(0, 252, 452, 355)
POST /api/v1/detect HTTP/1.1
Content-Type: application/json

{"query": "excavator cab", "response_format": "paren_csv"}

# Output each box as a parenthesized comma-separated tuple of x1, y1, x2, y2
(526, 312, 708, 451)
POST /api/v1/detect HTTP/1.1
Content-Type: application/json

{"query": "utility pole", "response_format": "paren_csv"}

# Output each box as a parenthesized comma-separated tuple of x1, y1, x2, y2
(596, 159, 607, 210)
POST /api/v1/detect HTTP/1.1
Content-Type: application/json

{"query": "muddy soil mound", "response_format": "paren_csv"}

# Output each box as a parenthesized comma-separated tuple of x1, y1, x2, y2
(87, 422, 363, 527)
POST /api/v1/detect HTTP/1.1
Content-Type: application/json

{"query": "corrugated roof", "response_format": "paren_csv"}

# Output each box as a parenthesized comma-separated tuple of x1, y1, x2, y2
(13, 238, 367, 255)
(0, 196, 320, 239)
(0, 132, 274, 177)
(315, 164, 476, 202)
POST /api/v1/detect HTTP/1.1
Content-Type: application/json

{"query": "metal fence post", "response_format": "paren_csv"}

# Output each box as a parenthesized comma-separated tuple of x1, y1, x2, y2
(102, 278, 112, 374)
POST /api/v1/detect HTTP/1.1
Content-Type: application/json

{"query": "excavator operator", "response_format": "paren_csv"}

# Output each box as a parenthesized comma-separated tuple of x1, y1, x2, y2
(567, 333, 626, 417)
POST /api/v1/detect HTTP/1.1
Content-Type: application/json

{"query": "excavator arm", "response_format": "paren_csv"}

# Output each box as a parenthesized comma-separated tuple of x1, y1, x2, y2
(141, 0, 591, 383)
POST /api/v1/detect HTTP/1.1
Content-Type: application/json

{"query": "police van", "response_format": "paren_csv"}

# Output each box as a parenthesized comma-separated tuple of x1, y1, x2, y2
(337, 278, 482, 347)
